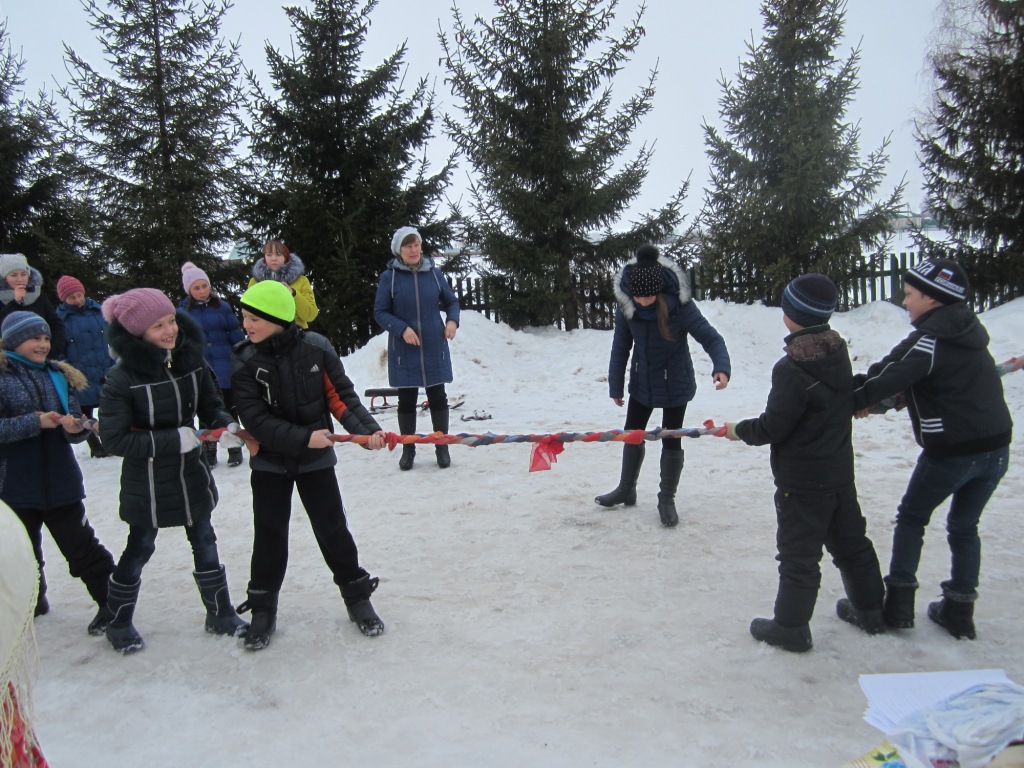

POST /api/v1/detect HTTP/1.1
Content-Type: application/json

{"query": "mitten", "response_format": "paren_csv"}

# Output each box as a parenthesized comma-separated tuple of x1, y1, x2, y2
(178, 427, 201, 453)
(218, 423, 244, 449)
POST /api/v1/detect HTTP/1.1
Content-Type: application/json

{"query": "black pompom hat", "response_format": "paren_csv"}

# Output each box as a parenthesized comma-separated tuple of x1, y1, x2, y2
(629, 245, 665, 297)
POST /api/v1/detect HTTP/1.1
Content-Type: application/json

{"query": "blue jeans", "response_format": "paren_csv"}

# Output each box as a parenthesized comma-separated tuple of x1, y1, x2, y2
(113, 517, 221, 584)
(888, 446, 1009, 594)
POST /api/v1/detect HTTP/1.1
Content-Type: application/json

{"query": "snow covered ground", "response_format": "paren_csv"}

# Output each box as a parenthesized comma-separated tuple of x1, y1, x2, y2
(30, 294, 1024, 766)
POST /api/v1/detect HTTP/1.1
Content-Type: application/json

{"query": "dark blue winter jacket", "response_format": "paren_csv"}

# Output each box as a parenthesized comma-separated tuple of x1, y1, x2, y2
(373, 255, 460, 388)
(57, 298, 114, 408)
(0, 350, 89, 509)
(177, 295, 245, 391)
(608, 256, 730, 408)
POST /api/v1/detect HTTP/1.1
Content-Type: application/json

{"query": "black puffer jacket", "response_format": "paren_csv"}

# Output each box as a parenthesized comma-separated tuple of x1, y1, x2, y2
(99, 312, 231, 528)
(734, 326, 856, 492)
(854, 302, 1012, 458)
(232, 325, 381, 476)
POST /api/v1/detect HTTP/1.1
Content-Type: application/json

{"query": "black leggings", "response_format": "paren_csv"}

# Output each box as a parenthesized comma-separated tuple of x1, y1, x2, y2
(624, 397, 686, 451)
(397, 383, 447, 414)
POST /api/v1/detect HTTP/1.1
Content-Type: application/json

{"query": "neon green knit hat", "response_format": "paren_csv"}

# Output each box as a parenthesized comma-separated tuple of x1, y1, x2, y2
(240, 280, 296, 327)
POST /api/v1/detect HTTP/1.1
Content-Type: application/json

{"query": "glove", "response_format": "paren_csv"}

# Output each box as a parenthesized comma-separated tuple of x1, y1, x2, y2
(178, 427, 201, 453)
(218, 423, 244, 449)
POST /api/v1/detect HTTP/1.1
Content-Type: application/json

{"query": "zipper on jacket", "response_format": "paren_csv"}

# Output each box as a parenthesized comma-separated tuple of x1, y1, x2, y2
(147, 432, 159, 528)
(413, 270, 429, 385)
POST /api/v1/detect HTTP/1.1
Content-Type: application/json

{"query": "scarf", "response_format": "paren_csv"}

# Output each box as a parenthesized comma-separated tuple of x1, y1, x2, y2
(6, 352, 70, 414)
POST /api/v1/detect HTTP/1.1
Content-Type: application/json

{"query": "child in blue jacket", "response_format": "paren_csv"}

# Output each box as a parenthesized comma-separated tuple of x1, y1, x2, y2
(0, 311, 115, 630)
(179, 262, 245, 467)
(56, 275, 115, 458)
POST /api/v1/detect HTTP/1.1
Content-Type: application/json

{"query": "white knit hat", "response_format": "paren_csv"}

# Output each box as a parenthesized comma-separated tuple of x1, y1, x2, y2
(391, 227, 421, 256)
(0, 253, 29, 279)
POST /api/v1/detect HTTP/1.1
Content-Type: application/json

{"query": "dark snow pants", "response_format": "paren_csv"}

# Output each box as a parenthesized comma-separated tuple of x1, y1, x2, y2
(13, 500, 114, 605)
(247, 468, 362, 592)
(772, 483, 883, 626)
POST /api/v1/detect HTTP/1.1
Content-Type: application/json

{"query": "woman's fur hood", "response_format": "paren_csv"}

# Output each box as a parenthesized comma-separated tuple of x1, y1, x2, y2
(613, 254, 692, 319)
(251, 252, 307, 285)
(0, 266, 45, 305)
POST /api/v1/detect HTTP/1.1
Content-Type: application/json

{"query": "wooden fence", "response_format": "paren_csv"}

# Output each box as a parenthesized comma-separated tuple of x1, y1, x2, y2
(450, 251, 1017, 330)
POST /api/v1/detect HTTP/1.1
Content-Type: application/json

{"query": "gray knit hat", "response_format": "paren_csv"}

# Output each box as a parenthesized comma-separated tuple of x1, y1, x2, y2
(0, 253, 30, 279)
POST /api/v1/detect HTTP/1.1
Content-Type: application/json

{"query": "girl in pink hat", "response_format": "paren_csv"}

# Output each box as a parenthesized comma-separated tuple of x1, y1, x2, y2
(97, 288, 248, 653)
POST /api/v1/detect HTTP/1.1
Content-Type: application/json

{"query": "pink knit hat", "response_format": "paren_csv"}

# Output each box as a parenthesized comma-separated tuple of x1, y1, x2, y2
(56, 275, 86, 303)
(181, 261, 209, 294)
(102, 288, 176, 337)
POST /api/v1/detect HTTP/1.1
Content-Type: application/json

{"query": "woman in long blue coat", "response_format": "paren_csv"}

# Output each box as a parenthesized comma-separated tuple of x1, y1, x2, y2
(373, 227, 460, 471)
(597, 244, 731, 527)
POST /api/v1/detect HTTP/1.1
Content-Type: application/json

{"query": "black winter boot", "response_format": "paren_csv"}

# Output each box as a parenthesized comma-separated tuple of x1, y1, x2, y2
(397, 412, 417, 471)
(595, 443, 645, 507)
(836, 599, 885, 635)
(882, 576, 918, 629)
(227, 447, 243, 467)
(751, 582, 817, 652)
(749, 618, 813, 653)
(836, 570, 885, 635)
(203, 440, 218, 468)
(236, 589, 278, 651)
(194, 565, 250, 637)
(83, 569, 114, 635)
(87, 431, 110, 458)
(34, 568, 48, 617)
(430, 404, 451, 468)
(656, 449, 684, 527)
(88, 605, 115, 636)
(340, 571, 384, 637)
(105, 577, 144, 654)
(927, 582, 977, 640)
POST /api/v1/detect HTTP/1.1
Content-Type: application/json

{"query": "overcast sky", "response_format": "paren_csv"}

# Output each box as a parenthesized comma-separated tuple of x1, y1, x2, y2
(2, 0, 940, 222)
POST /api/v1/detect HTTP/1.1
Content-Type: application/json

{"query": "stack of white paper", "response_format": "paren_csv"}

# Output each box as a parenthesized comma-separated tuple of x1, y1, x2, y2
(859, 669, 1013, 731)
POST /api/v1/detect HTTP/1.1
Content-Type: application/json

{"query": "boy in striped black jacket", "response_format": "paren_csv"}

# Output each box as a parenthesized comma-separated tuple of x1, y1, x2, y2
(853, 258, 1012, 641)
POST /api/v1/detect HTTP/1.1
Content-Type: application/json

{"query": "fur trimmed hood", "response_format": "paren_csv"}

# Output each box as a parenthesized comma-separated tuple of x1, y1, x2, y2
(251, 252, 307, 285)
(0, 344, 88, 390)
(0, 266, 45, 307)
(613, 255, 692, 319)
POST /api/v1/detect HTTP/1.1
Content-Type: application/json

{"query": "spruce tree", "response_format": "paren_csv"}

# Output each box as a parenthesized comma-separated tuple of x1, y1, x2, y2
(440, 0, 686, 330)
(59, 0, 246, 298)
(0, 21, 87, 285)
(698, 0, 903, 307)
(240, 0, 455, 351)
(916, 0, 1024, 306)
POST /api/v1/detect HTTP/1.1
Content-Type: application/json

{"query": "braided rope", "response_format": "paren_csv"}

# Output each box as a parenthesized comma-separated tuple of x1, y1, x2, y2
(330, 425, 721, 448)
